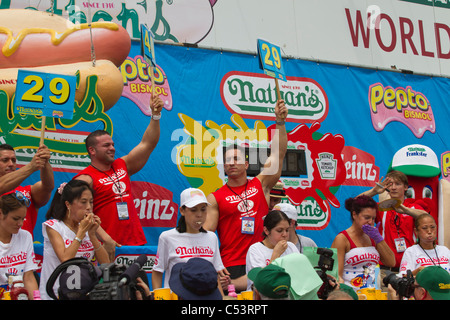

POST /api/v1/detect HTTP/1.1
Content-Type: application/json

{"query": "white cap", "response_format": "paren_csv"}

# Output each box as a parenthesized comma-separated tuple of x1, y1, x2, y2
(180, 188, 210, 208)
(389, 144, 440, 178)
(273, 203, 297, 221)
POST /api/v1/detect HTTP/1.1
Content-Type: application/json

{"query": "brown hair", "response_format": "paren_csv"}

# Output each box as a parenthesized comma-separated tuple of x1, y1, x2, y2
(0, 144, 14, 152)
(386, 170, 409, 187)
(0, 193, 27, 216)
(345, 195, 378, 221)
(262, 210, 290, 238)
(415, 213, 435, 229)
(84, 130, 111, 156)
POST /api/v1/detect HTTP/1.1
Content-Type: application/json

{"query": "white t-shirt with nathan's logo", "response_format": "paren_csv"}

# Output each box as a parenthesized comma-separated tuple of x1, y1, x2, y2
(153, 228, 224, 288)
(400, 244, 450, 276)
(0, 229, 37, 289)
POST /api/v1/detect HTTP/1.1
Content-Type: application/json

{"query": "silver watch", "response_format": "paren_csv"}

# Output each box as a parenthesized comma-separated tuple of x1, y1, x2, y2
(152, 113, 161, 120)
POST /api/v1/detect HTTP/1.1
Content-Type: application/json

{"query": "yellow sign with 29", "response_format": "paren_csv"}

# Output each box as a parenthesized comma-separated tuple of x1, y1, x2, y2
(14, 70, 76, 119)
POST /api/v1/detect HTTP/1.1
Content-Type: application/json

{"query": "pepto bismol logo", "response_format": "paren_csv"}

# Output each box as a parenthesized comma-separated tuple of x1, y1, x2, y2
(368, 83, 435, 138)
(220, 71, 329, 123)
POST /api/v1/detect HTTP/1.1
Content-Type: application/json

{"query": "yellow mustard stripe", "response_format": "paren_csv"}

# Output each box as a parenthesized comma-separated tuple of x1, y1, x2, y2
(0, 22, 118, 57)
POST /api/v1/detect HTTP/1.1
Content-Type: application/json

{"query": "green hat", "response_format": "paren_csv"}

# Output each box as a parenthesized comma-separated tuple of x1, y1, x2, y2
(416, 266, 450, 300)
(388, 144, 440, 178)
(248, 264, 291, 299)
(338, 283, 358, 300)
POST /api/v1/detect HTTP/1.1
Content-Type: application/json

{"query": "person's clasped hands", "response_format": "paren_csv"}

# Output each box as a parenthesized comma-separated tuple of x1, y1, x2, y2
(78, 212, 101, 236)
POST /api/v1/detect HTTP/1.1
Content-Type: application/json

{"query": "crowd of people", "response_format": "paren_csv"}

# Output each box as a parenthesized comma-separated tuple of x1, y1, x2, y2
(0, 96, 449, 301)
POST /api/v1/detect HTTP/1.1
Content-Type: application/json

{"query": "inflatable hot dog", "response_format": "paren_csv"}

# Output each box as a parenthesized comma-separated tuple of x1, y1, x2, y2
(385, 144, 449, 247)
(0, 9, 131, 111)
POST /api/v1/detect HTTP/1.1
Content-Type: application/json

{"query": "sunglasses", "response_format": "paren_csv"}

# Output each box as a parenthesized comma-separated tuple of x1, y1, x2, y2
(11, 190, 31, 208)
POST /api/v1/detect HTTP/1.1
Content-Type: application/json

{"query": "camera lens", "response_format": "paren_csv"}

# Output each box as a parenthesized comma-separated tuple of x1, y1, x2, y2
(382, 273, 399, 289)
(382, 271, 415, 299)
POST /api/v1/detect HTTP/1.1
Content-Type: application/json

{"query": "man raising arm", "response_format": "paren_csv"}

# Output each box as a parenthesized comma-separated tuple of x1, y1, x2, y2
(0, 143, 54, 236)
(74, 95, 164, 258)
(204, 99, 288, 291)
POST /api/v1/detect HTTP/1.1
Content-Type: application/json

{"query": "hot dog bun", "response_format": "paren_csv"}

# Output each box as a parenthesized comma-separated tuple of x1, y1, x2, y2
(1, 60, 123, 111)
(0, 9, 130, 111)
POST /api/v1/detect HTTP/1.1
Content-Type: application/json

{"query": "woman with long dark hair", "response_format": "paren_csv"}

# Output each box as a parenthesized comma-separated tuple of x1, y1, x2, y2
(245, 210, 299, 291)
(39, 180, 109, 299)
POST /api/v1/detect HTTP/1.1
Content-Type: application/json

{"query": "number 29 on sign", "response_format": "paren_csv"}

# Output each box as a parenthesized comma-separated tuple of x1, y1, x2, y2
(257, 39, 286, 82)
(14, 69, 76, 119)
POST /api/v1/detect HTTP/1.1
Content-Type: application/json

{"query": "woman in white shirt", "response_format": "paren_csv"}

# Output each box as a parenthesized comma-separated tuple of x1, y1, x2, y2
(152, 188, 228, 292)
(39, 180, 109, 299)
(246, 210, 299, 290)
(399, 214, 450, 276)
(0, 191, 38, 299)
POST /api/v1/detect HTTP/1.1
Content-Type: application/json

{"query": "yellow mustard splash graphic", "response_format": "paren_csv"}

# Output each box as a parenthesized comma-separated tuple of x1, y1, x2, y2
(0, 22, 118, 57)
(176, 113, 269, 195)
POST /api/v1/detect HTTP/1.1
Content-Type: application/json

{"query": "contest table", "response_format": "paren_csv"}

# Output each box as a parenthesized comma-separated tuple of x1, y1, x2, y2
(33, 243, 158, 288)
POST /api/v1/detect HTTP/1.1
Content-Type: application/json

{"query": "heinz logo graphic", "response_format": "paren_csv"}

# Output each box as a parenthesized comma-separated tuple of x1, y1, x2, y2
(368, 83, 435, 138)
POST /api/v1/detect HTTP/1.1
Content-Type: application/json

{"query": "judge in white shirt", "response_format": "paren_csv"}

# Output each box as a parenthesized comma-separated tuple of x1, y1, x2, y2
(399, 213, 450, 276)
(152, 188, 229, 293)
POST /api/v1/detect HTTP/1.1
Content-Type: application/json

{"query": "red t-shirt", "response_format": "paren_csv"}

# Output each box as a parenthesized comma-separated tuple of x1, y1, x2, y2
(74, 158, 146, 246)
(213, 178, 268, 268)
(376, 198, 424, 268)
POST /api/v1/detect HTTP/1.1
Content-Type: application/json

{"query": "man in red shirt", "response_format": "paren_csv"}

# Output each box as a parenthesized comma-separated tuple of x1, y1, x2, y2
(74, 95, 164, 257)
(0, 143, 54, 237)
(359, 170, 428, 274)
(204, 99, 288, 292)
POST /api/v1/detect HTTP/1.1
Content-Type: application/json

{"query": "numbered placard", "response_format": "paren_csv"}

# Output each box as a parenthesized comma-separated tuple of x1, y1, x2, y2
(14, 70, 76, 119)
(257, 39, 286, 82)
(140, 24, 156, 66)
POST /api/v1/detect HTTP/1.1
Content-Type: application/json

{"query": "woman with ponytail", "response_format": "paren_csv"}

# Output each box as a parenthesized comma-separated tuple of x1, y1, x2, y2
(39, 180, 109, 299)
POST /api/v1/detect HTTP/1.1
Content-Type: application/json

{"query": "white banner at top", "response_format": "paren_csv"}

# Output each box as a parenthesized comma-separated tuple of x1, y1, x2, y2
(2, 0, 450, 77)
(203, 0, 450, 77)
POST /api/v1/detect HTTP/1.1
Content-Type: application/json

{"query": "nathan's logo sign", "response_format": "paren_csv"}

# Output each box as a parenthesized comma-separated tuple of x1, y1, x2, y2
(0, 0, 217, 45)
(278, 198, 330, 231)
(115, 254, 156, 273)
(368, 83, 435, 138)
(175, 246, 214, 259)
(220, 71, 328, 123)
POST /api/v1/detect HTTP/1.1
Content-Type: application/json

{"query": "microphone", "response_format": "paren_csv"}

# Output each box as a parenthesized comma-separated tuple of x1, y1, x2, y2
(118, 254, 148, 286)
